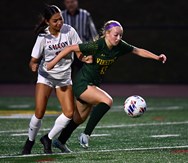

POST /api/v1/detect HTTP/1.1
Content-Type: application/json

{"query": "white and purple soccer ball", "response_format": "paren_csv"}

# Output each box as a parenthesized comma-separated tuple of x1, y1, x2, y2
(124, 95, 147, 118)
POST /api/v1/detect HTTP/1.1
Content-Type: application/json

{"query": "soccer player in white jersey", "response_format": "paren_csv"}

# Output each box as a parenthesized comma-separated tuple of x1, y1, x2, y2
(21, 5, 91, 155)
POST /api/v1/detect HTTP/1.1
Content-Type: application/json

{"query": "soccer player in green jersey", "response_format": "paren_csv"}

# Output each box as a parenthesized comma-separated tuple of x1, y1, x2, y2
(45, 20, 167, 151)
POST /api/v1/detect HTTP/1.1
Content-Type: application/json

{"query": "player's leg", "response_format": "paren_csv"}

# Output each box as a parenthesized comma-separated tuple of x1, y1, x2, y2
(22, 83, 52, 154)
(40, 85, 74, 153)
(56, 85, 113, 149)
(49, 85, 74, 138)
(78, 85, 113, 148)
(52, 85, 112, 149)
(54, 100, 92, 152)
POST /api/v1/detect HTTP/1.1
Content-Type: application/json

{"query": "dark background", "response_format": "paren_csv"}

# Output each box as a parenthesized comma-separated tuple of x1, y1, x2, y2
(0, 0, 187, 84)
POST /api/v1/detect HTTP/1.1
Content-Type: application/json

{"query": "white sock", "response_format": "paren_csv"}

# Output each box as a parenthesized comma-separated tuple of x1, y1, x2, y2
(28, 114, 42, 141)
(48, 113, 71, 139)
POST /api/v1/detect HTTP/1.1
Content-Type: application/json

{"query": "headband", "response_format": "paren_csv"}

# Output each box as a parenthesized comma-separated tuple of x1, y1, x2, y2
(105, 22, 121, 31)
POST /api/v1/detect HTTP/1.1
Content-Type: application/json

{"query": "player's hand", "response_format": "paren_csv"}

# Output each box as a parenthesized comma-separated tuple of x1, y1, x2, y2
(158, 54, 167, 63)
(30, 63, 38, 72)
(29, 58, 39, 72)
(45, 62, 54, 71)
(83, 55, 93, 64)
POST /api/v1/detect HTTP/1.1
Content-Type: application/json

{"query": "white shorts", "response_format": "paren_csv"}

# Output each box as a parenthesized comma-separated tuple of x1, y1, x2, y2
(37, 74, 72, 88)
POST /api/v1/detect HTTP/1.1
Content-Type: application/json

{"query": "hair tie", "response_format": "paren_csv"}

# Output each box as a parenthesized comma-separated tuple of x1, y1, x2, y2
(105, 22, 121, 31)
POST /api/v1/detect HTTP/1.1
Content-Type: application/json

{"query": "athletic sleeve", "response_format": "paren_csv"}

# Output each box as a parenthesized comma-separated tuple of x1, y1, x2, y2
(31, 35, 45, 59)
(119, 40, 135, 56)
(78, 41, 98, 56)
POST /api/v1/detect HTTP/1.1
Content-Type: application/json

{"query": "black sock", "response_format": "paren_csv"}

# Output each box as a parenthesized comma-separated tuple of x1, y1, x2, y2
(84, 102, 110, 136)
(58, 119, 79, 144)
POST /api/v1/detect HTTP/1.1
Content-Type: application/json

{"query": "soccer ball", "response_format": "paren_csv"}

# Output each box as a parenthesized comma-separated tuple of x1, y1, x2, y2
(124, 95, 147, 118)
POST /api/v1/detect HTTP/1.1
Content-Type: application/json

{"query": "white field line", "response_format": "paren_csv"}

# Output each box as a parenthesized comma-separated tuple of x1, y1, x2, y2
(0, 128, 51, 134)
(0, 145, 188, 159)
(91, 134, 111, 137)
(6, 103, 182, 111)
(0, 115, 33, 119)
(11, 133, 109, 137)
(148, 106, 181, 110)
(0, 105, 182, 119)
(111, 105, 182, 111)
(1, 121, 188, 134)
(82, 121, 188, 129)
(11, 133, 42, 136)
(150, 134, 180, 138)
(8, 104, 31, 109)
(0, 114, 57, 119)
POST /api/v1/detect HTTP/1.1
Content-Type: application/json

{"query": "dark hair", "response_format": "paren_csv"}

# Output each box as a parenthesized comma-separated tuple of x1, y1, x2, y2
(34, 5, 61, 35)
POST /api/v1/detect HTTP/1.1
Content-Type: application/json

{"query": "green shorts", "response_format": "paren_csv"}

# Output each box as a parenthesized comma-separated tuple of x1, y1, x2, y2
(73, 70, 100, 99)
(73, 77, 97, 98)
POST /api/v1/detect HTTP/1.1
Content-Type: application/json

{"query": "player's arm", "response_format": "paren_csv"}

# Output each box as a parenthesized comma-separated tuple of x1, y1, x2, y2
(132, 47, 167, 63)
(75, 51, 93, 64)
(29, 57, 40, 72)
(46, 44, 80, 70)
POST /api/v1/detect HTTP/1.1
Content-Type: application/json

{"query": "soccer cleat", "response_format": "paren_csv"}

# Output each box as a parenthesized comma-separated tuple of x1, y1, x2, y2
(52, 139, 72, 153)
(40, 134, 52, 154)
(21, 138, 35, 155)
(79, 133, 90, 148)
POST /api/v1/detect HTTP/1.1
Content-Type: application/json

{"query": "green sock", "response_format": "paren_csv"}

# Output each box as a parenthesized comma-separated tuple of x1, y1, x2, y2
(84, 102, 110, 136)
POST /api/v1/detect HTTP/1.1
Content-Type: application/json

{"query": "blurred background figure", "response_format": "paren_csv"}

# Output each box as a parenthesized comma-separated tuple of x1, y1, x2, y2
(62, 0, 98, 42)
(62, 0, 98, 78)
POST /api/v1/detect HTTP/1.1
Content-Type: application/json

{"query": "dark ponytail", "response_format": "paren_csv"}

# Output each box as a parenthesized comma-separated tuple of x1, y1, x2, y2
(34, 5, 62, 35)
(34, 17, 48, 35)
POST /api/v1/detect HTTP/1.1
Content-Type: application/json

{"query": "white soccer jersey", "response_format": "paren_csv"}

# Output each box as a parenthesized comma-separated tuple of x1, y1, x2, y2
(31, 24, 82, 79)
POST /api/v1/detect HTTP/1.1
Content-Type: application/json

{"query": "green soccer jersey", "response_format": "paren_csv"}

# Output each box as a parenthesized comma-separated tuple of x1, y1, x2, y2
(73, 37, 134, 98)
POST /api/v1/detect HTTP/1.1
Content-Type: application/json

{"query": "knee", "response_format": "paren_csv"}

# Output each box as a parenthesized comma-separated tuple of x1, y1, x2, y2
(73, 111, 87, 124)
(108, 97, 113, 107)
(64, 110, 74, 119)
(103, 96, 113, 107)
(73, 116, 85, 124)
(35, 109, 45, 119)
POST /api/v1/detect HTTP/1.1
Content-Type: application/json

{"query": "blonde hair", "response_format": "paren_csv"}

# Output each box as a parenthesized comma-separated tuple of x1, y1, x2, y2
(101, 20, 122, 37)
